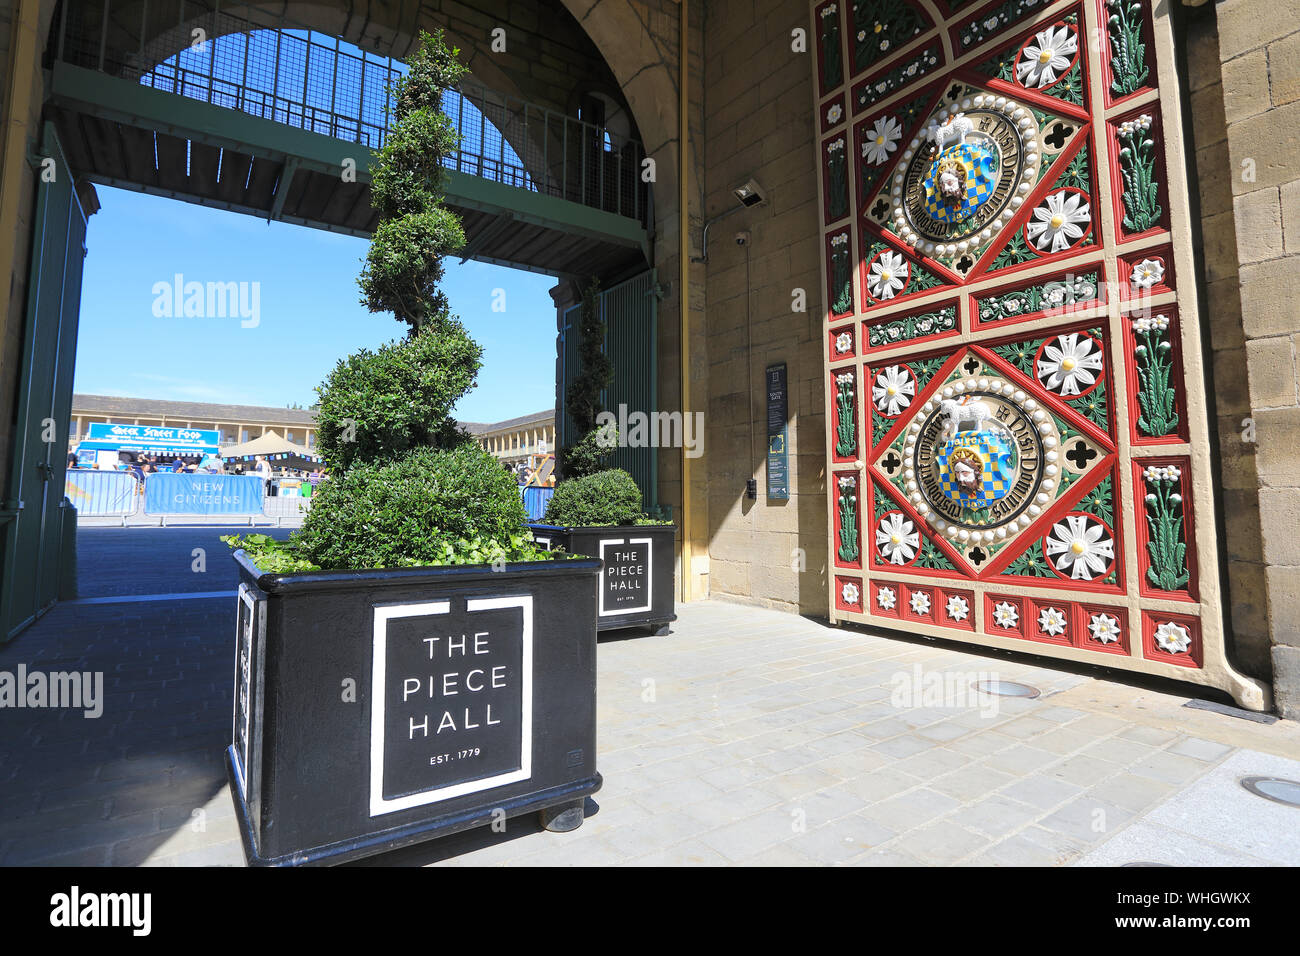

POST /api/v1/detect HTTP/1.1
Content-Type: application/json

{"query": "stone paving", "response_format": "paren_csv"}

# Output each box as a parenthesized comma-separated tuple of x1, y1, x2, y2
(1, 528, 1298, 866)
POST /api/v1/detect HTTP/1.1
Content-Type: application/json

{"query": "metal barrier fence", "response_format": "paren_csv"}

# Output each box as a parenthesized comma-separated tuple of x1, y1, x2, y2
(64, 471, 317, 524)
(67, 473, 561, 526)
(64, 469, 139, 516)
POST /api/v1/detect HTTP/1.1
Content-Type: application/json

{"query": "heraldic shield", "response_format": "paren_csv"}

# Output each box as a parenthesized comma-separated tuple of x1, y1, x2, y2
(936, 430, 1016, 506)
(923, 141, 999, 226)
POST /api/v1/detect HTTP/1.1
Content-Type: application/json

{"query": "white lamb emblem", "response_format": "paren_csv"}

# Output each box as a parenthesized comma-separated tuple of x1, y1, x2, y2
(927, 113, 975, 151)
(938, 397, 1005, 441)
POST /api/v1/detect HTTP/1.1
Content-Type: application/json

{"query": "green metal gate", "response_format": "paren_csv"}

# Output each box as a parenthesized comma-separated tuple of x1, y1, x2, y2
(1, 123, 88, 640)
(558, 269, 658, 507)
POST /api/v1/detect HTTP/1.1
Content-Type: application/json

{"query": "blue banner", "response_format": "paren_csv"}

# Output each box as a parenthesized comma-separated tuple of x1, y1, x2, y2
(144, 473, 264, 515)
(521, 486, 554, 522)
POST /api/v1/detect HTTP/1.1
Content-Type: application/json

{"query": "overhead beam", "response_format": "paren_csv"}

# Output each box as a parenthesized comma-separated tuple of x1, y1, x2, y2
(269, 158, 300, 222)
(77, 172, 375, 240)
(48, 61, 649, 254)
(459, 212, 516, 263)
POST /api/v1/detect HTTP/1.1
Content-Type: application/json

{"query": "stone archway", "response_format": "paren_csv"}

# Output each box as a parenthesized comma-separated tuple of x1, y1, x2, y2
(559, 0, 683, 231)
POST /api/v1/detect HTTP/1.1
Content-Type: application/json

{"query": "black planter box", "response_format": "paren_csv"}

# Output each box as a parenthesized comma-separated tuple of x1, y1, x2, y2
(227, 550, 603, 866)
(527, 523, 677, 633)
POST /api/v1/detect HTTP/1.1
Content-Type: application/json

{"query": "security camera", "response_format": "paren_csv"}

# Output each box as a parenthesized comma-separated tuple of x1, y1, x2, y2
(735, 231, 750, 246)
(733, 178, 767, 208)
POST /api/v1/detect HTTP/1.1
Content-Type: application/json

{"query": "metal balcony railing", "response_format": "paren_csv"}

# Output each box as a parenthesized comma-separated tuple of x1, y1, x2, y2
(52, 0, 650, 224)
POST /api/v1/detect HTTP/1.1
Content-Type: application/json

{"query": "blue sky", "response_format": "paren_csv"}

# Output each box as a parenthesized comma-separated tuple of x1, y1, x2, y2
(73, 186, 559, 424)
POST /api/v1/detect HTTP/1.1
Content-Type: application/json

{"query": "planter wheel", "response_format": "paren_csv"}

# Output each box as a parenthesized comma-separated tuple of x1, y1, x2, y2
(539, 799, 585, 833)
(652, 623, 672, 636)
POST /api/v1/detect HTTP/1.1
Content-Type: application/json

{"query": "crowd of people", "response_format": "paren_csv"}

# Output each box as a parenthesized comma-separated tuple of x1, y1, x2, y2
(67, 451, 325, 491)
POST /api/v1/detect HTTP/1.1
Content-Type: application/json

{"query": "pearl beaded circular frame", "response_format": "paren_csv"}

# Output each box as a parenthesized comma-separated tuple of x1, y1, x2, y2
(889, 95, 1040, 260)
(900, 375, 1062, 544)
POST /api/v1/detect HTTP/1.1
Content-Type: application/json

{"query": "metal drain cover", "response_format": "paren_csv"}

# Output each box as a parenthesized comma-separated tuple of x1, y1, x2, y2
(1240, 776, 1300, 808)
(972, 679, 1040, 699)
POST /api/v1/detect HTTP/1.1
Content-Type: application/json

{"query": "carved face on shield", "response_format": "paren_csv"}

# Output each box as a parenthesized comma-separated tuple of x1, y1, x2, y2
(936, 157, 966, 202)
(949, 447, 982, 493)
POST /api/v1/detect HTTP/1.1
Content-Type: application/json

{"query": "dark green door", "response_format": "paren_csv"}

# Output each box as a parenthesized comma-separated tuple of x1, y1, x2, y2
(558, 269, 658, 507)
(2, 122, 88, 640)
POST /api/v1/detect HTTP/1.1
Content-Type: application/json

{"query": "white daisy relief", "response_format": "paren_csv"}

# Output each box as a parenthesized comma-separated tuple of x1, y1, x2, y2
(1088, 612, 1121, 644)
(841, 581, 860, 606)
(862, 115, 903, 165)
(835, 331, 854, 354)
(1045, 514, 1116, 581)
(827, 103, 843, 126)
(1131, 258, 1165, 289)
(1037, 332, 1104, 396)
(945, 595, 970, 621)
(1143, 464, 1182, 484)
(1131, 314, 1171, 335)
(867, 250, 909, 300)
(1017, 24, 1078, 88)
(877, 586, 897, 610)
(993, 601, 1019, 629)
(1038, 606, 1068, 636)
(872, 365, 915, 416)
(1026, 190, 1091, 253)
(910, 591, 931, 615)
(1154, 621, 1192, 655)
(876, 512, 920, 565)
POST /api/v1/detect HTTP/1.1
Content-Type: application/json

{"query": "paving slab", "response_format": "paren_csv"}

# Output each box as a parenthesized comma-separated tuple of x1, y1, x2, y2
(3, 528, 1299, 866)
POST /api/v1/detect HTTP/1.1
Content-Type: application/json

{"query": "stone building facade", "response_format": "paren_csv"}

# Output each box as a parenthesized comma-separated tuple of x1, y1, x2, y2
(2, 0, 1298, 715)
(69, 394, 321, 449)
(464, 408, 556, 468)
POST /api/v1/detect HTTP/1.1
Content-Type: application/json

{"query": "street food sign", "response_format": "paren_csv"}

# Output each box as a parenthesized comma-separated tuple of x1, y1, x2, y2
(370, 596, 532, 816)
(767, 363, 789, 500)
(83, 422, 219, 455)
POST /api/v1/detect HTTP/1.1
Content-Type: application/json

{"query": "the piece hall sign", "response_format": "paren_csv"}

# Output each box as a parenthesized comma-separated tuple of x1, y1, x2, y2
(811, 0, 1264, 708)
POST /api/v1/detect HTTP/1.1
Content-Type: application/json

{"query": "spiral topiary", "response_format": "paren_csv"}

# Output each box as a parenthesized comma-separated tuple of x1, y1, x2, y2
(227, 30, 549, 571)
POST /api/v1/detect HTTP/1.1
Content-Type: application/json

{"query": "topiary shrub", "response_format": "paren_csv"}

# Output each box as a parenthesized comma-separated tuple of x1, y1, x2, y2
(313, 322, 480, 472)
(557, 424, 617, 481)
(542, 469, 644, 528)
(294, 444, 535, 569)
(226, 30, 551, 572)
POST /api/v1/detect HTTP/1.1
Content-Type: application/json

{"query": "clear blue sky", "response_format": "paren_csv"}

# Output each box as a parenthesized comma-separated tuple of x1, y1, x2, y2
(73, 186, 559, 424)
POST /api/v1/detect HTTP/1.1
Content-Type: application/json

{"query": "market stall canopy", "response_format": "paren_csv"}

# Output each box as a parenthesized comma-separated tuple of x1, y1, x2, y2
(221, 430, 323, 471)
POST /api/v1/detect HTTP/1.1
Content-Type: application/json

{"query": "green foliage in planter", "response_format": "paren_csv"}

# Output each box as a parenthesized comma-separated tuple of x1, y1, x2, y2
(220, 534, 320, 574)
(295, 445, 550, 569)
(359, 213, 465, 325)
(358, 34, 468, 331)
(559, 423, 619, 481)
(313, 322, 480, 472)
(228, 31, 549, 573)
(543, 468, 648, 528)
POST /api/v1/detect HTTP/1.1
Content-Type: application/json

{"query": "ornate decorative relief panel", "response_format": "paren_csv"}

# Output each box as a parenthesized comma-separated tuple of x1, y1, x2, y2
(810, 0, 1265, 709)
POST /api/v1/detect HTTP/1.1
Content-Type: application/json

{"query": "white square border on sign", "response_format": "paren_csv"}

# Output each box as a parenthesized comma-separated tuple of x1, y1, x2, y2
(598, 537, 653, 616)
(369, 595, 534, 817)
(230, 582, 259, 801)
